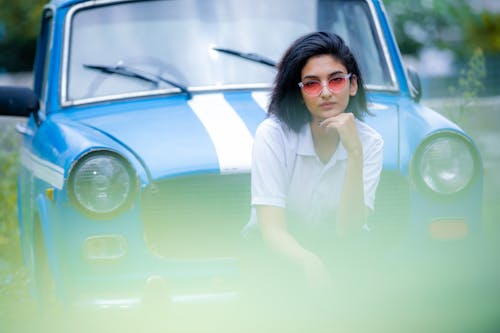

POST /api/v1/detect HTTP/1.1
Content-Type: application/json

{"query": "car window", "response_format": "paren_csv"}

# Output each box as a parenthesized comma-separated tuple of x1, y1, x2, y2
(319, 0, 393, 89)
(65, 0, 394, 104)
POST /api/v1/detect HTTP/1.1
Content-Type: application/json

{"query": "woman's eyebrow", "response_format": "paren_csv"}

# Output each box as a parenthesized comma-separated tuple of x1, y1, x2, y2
(302, 70, 345, 80)
(302, 74, 320, 80)
(328, 70, 347, 77)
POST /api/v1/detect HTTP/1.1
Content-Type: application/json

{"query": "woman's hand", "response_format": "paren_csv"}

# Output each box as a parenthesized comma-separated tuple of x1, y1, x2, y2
(257, 205, 333, 290)
(301, 252, 333, 291)
(319, 112, 362, 158)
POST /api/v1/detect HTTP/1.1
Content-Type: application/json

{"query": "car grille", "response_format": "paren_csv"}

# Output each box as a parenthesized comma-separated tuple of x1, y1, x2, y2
(369, 171, 410, 248)
(141, 171, 409, 258)
(141, 173, 251, 259)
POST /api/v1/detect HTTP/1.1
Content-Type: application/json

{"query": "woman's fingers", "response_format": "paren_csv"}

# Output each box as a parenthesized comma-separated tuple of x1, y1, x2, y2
(303, 254, 333, 290)
(319, 113, 362, 155)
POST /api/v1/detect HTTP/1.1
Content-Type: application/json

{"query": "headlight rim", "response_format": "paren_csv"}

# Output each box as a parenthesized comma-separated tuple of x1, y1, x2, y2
(67, 149, 138, 219)
(410, 130, 481, 197)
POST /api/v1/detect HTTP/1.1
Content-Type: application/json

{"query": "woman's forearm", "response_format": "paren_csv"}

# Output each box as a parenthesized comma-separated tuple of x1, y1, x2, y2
(256, 205, 331, 287)
(257, 205, 316, 265)
(336, 152, 366, 236)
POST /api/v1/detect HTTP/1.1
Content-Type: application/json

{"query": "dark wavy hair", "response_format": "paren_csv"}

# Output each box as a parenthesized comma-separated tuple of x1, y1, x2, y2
(269, 31, 368, 132)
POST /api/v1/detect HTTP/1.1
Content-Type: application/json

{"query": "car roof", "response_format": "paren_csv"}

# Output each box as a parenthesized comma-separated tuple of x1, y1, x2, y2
(49, 0, 114, 9)
(49, 0, 377, 10)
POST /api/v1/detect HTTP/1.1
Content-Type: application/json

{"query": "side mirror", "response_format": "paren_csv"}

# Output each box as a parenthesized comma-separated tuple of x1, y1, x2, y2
(0, 86, 39, 117)
(407, 68, 422, 102)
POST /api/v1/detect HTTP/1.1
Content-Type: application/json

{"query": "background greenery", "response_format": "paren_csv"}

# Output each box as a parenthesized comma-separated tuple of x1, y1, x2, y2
(0, 120, 21, 261)
(0, 0, 46, 71)
(383, 0, 500, 98)
(384, 0, 500, 58)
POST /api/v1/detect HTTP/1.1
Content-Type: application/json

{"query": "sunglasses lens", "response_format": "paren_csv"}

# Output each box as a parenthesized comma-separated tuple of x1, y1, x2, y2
(328, 77, 347, 92)
(302, 81, 322, 95)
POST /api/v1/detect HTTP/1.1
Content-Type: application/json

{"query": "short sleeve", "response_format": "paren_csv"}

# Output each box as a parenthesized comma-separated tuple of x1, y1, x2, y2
(361, 125, 384, 211)
(251, 119, 289, 208)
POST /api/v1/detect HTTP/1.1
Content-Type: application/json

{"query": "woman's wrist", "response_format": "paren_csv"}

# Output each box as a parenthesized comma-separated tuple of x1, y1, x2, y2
(299, 250, 322, 268)
(347, 148, 363, 160)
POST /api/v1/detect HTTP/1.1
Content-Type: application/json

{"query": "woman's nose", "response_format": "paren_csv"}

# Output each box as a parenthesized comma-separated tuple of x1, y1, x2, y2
(319, 83, 332, 97)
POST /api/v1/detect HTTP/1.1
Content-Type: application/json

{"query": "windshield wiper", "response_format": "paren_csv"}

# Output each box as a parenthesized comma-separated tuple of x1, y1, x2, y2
(83, 63, 192, 99)
(211, 47, 277, 68)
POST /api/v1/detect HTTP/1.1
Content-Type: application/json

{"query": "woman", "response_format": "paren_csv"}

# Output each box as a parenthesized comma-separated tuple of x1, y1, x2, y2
(245, 32, 383, 290)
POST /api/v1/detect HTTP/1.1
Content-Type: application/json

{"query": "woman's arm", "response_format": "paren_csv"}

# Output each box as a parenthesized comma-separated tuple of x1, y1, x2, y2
(256, 205, 332, 288)
(320, 113, 366, 236)
(336, 150, 366, 236)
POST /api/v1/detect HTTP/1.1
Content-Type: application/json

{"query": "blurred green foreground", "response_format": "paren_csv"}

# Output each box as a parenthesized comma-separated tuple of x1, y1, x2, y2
(0, 102, 499, 333)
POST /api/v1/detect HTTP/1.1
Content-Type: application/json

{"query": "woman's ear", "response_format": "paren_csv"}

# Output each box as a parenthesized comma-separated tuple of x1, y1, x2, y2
(349, 74, 358, 96)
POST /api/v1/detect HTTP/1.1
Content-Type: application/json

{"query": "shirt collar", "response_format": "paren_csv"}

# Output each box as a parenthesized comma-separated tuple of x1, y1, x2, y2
(296, 123, 348, 161)
(296, 124, 316, 156)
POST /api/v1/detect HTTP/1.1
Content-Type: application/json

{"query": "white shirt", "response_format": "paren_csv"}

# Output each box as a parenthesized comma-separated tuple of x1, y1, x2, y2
(245, 115, 383, 234)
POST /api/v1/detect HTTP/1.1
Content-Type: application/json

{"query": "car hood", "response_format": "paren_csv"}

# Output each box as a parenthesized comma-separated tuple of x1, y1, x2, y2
(72, 92, 399, 180)
(364, 100, 399, 170)
(74, 92, 269, 180)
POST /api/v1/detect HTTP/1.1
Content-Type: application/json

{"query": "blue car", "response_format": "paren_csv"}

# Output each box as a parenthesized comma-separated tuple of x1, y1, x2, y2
(0, 0, 482, 308)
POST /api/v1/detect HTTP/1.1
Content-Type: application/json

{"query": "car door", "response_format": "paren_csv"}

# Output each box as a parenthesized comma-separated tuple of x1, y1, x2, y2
(17, 7, 54, 267)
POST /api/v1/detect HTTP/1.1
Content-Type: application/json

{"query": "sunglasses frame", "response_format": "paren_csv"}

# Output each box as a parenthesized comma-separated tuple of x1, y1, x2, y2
(298, 73, 353, 96)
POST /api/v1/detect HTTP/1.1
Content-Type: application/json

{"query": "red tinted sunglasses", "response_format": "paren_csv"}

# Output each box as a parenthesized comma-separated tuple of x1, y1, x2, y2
(298, 73, 352, 96)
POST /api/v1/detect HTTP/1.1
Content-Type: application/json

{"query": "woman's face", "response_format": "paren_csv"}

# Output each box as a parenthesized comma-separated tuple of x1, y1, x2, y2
(299, 54, 358, 123)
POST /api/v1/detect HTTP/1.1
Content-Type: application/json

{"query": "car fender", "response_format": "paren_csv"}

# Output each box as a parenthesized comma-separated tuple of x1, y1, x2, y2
(398, 101, 463, 174)
(33, 193, 64, 299)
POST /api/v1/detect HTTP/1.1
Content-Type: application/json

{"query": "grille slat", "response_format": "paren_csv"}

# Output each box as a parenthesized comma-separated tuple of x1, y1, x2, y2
(141, 174, 251, 258)
(369, 172, 410, 247)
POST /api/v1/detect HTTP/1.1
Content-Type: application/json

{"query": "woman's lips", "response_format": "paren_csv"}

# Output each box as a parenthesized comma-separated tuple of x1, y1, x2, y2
(319, 102, 335, 109)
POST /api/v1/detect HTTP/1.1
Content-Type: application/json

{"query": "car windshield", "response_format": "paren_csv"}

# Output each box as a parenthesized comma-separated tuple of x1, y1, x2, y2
(65, 0, 395, 104)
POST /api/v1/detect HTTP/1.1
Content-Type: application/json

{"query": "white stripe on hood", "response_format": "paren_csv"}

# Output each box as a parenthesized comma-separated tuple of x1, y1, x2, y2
(188, 93, 254, 174)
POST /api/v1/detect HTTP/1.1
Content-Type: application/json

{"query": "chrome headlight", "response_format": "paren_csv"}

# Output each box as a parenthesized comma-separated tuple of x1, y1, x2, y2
(68, 151, 137, 218)
(412, 132, 479, 195)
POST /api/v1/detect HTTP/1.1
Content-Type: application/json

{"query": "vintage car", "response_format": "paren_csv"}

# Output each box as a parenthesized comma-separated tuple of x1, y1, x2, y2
(0, 0, 482, 309)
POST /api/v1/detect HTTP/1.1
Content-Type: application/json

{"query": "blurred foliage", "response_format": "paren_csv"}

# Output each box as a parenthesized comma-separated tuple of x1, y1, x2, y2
(463, 11, 500, 55)
(0, 0, 46, 71)
(384, 0, 500, 59)
(0, 121, 22, 264)
(447, 48, 486, 123)
(0, 120, 28, 314)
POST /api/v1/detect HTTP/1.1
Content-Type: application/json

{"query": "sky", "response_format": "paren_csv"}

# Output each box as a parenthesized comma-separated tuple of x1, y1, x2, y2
(471, 0, 500, 12)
